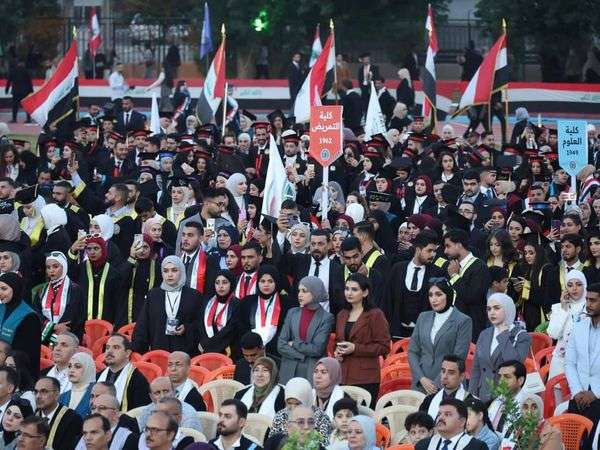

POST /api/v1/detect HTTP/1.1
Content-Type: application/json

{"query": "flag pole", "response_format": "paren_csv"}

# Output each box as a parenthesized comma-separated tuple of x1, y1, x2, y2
(502, 18, 508, 143)
(330, 19, 338, 106)
(221, 24, 227, 139)
(488, 102, 492, 132)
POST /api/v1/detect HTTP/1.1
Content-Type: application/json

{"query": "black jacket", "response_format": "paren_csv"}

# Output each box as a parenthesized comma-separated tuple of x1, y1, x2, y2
(197, 296, 241, 357)
(34, 280, 86, 341)
(5, 66, 33, 99)
(116, 110, 147, 135)
(42, 404, 82, 450)
(340, 90, 364, 131)
(416, 435, 487, 450)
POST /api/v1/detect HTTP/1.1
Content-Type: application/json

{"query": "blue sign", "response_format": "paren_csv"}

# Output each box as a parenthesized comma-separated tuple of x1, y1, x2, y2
(558, 120, 588, 177)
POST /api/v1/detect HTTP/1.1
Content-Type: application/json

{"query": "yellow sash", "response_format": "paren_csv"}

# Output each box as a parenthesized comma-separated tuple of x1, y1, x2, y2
(365, 249, 382, 269)
(47, 406, 68, 448)
(20, 217, 44, 247)
(86, 262, 110, 320)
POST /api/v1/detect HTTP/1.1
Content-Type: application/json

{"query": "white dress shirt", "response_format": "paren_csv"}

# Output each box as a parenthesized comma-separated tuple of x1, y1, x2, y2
(431, 307, 454, 343)
(405, 260, 425, 292)
(309, 256, 330, 292)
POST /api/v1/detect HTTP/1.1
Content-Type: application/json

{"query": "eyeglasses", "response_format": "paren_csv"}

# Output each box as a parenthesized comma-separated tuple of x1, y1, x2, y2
(144, 426, 170, 434)
(16, 431, 43, 439)
(85, 233, 102, 240)
(290, 419, 315, 426)
(91, 405, 116, 412)
(34, 388, 58, 395)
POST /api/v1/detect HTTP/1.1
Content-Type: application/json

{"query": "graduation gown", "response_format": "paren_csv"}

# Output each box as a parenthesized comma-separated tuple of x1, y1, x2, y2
(97, 365, 150, 411)
(42, 404, 83, 450)
(197, 295, 241, 357)
(176, 379, 207, 411)
(34, 278, 86, 341)
(0, 300, 41, 379)
(118, 257, 162, 327)
(132, 286, 203, 355)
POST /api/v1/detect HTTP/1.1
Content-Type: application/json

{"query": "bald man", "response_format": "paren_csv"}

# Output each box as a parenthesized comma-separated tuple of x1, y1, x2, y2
(264, 405, 314, 450)
(135, 377, 202, 433)
(167, 351, 206, 411)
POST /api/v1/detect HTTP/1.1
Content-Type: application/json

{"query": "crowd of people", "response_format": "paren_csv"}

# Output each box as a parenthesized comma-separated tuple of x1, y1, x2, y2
(0, 76, 599, 450)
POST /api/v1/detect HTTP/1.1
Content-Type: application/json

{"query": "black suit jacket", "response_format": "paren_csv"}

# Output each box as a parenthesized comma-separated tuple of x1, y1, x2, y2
(357, 64, 381, 88)
(43, 404, 83, 450)
(378, 89, 397, 125)
(183, 386, 207, 411)
(416, 435, 487, 450)
(288, 62, 305, 100)
(211, 434, 263, 450)
(452, 257, 490, 340)
(340, 90, 364, 131)
(116, 110, 147, 134)
(197, 297, 240, 356)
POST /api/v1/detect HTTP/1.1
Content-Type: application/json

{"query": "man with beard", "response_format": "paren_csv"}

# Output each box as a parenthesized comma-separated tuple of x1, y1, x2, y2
(233, 242, 263, 300)
(52, 181, 89, 242)
(210, 399, 260, 450)
(249, 122, 270, 178)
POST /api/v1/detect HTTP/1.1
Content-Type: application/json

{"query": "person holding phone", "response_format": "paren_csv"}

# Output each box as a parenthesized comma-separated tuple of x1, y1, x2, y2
(334, 273, 390, 407)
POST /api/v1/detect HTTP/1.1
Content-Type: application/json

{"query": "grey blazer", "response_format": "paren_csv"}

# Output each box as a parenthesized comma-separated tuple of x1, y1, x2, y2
(408, 308, 472, 391)
(468, 325, 531, 402)
(277, 306, 335, 384)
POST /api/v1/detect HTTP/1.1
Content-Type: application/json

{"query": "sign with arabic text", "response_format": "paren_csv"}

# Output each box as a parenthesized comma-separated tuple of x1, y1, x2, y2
(558, 119, 588, 177)
(309, 106, 343, 167)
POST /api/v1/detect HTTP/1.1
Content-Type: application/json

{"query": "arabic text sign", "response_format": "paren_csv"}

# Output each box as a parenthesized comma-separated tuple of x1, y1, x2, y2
(309, 106, 343, 167)
(558, 119, 588, 177)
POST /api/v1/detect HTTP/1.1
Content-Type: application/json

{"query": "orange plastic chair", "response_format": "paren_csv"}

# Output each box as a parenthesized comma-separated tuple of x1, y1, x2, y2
(204, 365, 236, 382)
(524, 358, 536, 373)
(84, 319, 113, 348)
(191, 353, 233, 371)
(378, 377, 412, 399)
(539, 364, 550, 382)
(133, 361, 162, 383)
(544, 374, 571, 418)
(381, 364, 412, 384)
(535, 346, 555, 368)
(78, 346, 93, 357)
(387, 445, 415, 450)
(141, 350, 170, 375)
(375, 423, 391, 448)
(529, 331, 552, 355)
(468, 342, 476, 356)
(117, 323, 136, 339)
(91, 336, 111, 359)
(546, 414, 593, 450)
(40, 357, 54, 370)
(326, 333, 337, 357)
(189, 365, 210, 386)
(40, 345, 52, 360)
(390, 338, 410, 355)
(383, 353, 408, 368)
(465, 354, 475, 378)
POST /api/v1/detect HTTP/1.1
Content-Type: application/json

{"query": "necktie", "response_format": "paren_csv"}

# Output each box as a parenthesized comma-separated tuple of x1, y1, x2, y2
(242, 274, 251, 296)
(567, 266, 573, 272)
(314, 260, 321, 278)
(125, 112, 130, 125)
(410, 267, 421, 291)
(440, 439, 452, 450)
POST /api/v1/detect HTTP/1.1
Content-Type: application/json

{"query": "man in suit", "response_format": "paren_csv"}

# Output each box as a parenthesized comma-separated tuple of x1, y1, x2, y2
(357, 52, 380, 106)
(457, 169, 487, 222)
(116, 96, 146, 135)
(353, 221, 390, 275)
(154, 398, 194, 450)
(387, 230, 442, 337)
(374, 77, 396, 126)
(211, 399, 261, 450)
(16, 416, 50, 450)
(81, 414, 113, 450)
(288, 52, 305, 107)
(566, 282, 600, 444)
(143, 411, 178, 450)
(456, 201, 488, 258)
(444, 229, 491, 340)
(82, 394, 138, 450)
(42, 332, 79, 393)
(338, 80, 364, 133)
(416, 399, 487, 450)
(0, 367, 17, 425)
(487, 360, 527, 439)
(179, 221, 220, 297)
(5, 60, 33, 123)
(167, 351, 207, 411)
(34, 376, 82, 450)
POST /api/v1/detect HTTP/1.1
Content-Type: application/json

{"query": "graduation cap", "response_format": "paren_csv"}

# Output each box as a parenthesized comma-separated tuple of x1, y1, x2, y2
(412, 116, 424, 123)
(284, 116, 296, 129)
(252, 121, 270, 131)
(178, 141, 195, 152)
(496, 168, 512, 181)
(407, 134, 426, 143)
(74, 118, 92, 130)
(363, 149, 383, 159)
(195, 148, 212, 160)
(390, 157, 413, 171)
(366, 191, 392, 204)
(169, 176, 191, 189)
(109, 131, 125, 142)
(138, 152, 158, 162)
(496, 155, 518, 170)
(128, 129, 152, 138)
(0, 199, 14, 215)
(139, 165, 159, 177)
(15, 185, 37, 205)
(197, 128, 212, 139)
(63, 141, 82, 151)
(365, 134, 388, 149)
(241, 109, 257, 122)
(376, 164, 397, 180)
(218, 145, 235, 155)
(11, 139, 28, 148)
(267, 109, 286, 123)
(158, 150, 177, 160)
(281, 130, 300, 143)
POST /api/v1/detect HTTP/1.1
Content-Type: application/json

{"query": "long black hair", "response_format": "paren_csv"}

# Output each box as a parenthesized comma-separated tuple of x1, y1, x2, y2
(343, 273, 377, 311)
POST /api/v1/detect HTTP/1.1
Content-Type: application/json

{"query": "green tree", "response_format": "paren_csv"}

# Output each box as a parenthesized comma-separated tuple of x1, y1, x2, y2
(475, 0, 600, 81)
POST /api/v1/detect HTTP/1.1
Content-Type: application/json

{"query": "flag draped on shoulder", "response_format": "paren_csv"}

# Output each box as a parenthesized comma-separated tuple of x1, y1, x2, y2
(261, 134, 296, 219)
(196, 24, 226, 124)
(293, 24, 335, 123)
(89, 7, 102, 56)
(456, 29, 507, 112)
(422, 4, 438, 125)
(21, 40, 79, 129)
(199, 2, 213, 59)
(149, 92, 161, 135)
(364, 81, 387, 142)
(309, 24, 322, 68)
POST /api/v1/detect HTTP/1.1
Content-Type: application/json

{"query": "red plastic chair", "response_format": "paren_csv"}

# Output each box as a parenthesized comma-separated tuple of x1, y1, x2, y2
(189, 365, 210, 386)
(117, 323, 136, 339)
(84, 319, 113, 348)
(326, 333, 337, 357)
(390, 338, 410, 355)
(381, 364, 412, 384)
(204, 365, 236, 382)
(91, 336, 111, 359)
(387, 445, 414, 450)
(529, 331, 552, 355)
(468, 342, 476, 356)
(133, 361, 162, 383)
(465, 354, 475, 378)
(539, 364, 550, 382)
(535, 346, 555, 368)
(40, 345, 52, 360)
(141, 350, 170, 375)
(383, 353, 408, 368)
(191, 353, 233, 371)
(544, 374, 571, 418)
(40, 357, 54, 371)
(375, 423, 391, 448)
(378, 377, 412, 399)
(546, 414, 593, 450)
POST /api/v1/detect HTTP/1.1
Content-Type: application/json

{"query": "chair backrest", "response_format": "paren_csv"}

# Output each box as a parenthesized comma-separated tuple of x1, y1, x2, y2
(539, 364, 550, 383)
(189, 365, 210, 386)
(117, 323, 136, 339)
(40, 357, 54, 371)
(358, 405, 375, 417)
(544, 374, 571, 418)
(374, 405, 418, 444)
(191, 353, 234, 371)
(198, 379, 245, 413)
(383, 353, 408, 368)
(124, 406, 145, 419)
(381, 364, 412, 384)
(91, 335, 111, 358)
(40, 345, 52, 360)
(141, 350, 170, 375)
(375, 390, 426, 411)
(244, 413, 273, 445)
(84, 319, 113, 348)
(196, 412, 219, 440)
(378, 378, 412, 399)
(534, 346, 555, 368)
(179, 427, 207, 443)
(390, 338, 411, 355)
(326, 333, 337, 357)
(528, 331, 552, 355)
(341, 385, 372, 407)
(387, 445, 415, 450)
(524, 358, 536, 373)
(132, 361, 162, 383)
(546, 413, 593, 450)
(375, 423, 391, 448)
(204, 365, 236, 383)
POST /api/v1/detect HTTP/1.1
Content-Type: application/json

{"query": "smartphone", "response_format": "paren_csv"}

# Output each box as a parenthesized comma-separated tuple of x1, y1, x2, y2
(288, 214, 300, 227)
(69, 153, 76, 166)
(134, 234, 143, 246)
(77, 229, 87, 240)
(551, 219, 561, 230)
(53, 148, 61, 159)
(307, 163, 315, 172)
(206, 218, 216, 232)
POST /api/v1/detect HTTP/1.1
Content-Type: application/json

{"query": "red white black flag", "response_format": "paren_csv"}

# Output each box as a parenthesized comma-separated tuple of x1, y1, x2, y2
(422, 4, 438, 126)
(21, 40, 79, 129)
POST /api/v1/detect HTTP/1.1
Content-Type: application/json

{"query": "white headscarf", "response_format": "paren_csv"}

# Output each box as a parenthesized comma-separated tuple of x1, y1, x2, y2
(565, 269, 587, 302)
(40, 204, 67, 234)
(46, 251, 68, 283)
(160, 255, 186, 292)
(284, 377, 313, 408)
(69, 352, 97, 386)
(487, 293, 516, 329)
(345, 203, 365, 224)
(91, 214, 115, 241)
(225, 173, 247, 199)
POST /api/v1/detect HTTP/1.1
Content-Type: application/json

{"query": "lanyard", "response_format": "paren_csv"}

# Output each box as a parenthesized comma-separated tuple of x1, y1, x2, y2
(165, 291, 180, 318)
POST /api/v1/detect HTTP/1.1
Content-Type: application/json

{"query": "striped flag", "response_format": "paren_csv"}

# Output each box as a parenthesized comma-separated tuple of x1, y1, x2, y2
(293, 24, 335, 123)
(196, 25, 226, 124)
(89, 7, 102, 56)
(309, 24, 322, 68)
(422, 4, 438, 126)
(261, 134, 296, 219)
(199, 2, 213, 59)
(21, 40, 78, 129)
(456, 29, 508, 112)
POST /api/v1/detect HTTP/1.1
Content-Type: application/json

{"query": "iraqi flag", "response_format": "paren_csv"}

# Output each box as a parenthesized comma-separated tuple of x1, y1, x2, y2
(261, 134, 296, 219)
(89, 7, 102, 56)
(21, 40, 78, 129)
(196, 27, 226, 124)
(456, 30, 507, 113)
(293, 28, 335, 123)
(422, 4, 438, 126)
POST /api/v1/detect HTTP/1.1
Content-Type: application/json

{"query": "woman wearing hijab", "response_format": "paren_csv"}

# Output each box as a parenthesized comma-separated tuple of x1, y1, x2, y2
(312, 357, 346, 420)
(234, 356, 285, 416)
(119, 234, 162, 327)
(271, 377, 333, 441)
(518, 394, 563, 450)
(404, 175, 437, 215)
(278, 277, 334, 383)
(0, 398, 34, 449)
(89, 213, 123, 263)
(34, 251, 85, 342)
(39, 203, 72, 258)
(59, 352, 96, 417)
(16, 186, 45, 248)
(408, 279, 472, 394)
(225, 244, 243, 277)
(166, 179, 195, 228)
(5, 351, 36, 409)
(347, 415, 379, 450)
(0, 272, 41, 379)
(238, 265, 295, 357)
(68, 235, 123, 325)
(0, 251, 20, 276)
(197, 270, 240, 357)
(226, 173, 249, 223)
(547, 269, 588, 378)
(208, 225, 240, 269)
(469, 293, 531, 402)
(143, 216, 175, 260)
(286, 222, 311, 255)
(132, 255, 203, 355)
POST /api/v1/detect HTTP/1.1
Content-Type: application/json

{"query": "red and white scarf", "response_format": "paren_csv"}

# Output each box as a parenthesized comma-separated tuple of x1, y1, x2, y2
(235, 271, 257, 299)
(41, 278, 71, 323)
(203, 295, 233, 338)
(252, 293, 282, 344)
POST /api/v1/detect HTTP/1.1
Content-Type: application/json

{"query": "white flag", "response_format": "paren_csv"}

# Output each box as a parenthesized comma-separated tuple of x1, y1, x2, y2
(261, 134, 296, 219)
(363, 81, 387, 141)
(309, 24, 322, 67)
(150, 92, 161, 135)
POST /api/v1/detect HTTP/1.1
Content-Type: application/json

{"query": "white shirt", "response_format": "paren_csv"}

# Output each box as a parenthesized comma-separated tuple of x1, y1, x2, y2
(309, 256, 331, 293)
(46, 365, 71, 393)
(412, 195, 427, 214)
(405, 260, 425, 291)
(108, 71, 128, 100)
(439, 432, 466, 449)
(431, 307, 454, 343)
(164, 290, 181, 319)
(41, 403, 60, 422)
(213, 435, 242, 450)
(459, 252, 475, 271)
(490, 326, 504, 355)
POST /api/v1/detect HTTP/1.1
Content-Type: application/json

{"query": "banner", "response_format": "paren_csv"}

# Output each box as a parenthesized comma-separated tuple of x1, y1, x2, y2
(558, 120, 588, 176)
(309, 105, 343, 167)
